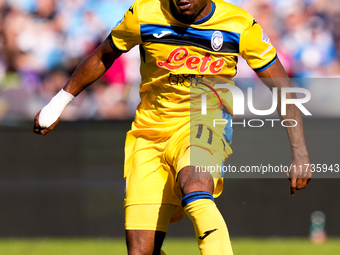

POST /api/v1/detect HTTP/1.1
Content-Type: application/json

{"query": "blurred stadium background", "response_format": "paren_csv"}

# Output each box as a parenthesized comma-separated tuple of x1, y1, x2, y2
(1, 0, 340, 254)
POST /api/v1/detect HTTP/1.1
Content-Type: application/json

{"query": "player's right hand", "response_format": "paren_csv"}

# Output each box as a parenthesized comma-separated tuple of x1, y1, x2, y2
(33, 111, 60, 136)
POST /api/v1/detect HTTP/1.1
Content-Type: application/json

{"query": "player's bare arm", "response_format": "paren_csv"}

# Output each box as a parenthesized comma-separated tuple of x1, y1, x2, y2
(33, 36, 121, 136)
(256, 59, 312, 196)
(63, 35, 121, 96)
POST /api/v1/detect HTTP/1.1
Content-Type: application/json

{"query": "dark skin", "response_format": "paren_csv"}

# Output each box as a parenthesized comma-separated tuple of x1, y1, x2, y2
(33, 35, 121, 135)
(257, 59, 312, 195)
(33, 0, 311, 254)
(172, 0, 213, 23)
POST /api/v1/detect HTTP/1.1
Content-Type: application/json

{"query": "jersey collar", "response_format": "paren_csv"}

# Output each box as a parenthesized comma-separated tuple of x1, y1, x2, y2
(170, 1, 216, 25)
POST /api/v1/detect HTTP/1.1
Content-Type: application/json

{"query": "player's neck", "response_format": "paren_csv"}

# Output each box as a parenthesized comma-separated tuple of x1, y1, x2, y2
(171, 1, 213, 24)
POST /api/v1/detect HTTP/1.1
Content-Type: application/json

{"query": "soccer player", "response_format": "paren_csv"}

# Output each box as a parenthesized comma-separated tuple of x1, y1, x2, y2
(33, 0, 312, 254)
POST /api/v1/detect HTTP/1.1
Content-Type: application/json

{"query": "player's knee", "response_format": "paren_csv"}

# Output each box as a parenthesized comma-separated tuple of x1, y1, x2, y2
(179, 166, 214, 195)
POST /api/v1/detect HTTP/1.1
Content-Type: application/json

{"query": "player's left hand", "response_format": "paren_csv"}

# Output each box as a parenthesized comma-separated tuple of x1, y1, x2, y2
(286, 156, 312, 196)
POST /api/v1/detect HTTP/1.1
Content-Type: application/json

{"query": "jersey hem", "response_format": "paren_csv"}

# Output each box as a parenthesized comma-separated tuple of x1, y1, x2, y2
(253, 54, 278, 72)
(109, 35, 129, 53)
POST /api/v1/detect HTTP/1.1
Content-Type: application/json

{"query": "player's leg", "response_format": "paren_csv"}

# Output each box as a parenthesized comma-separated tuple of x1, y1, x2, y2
(124, 132, 179, 255)
(178, 148, 233, 255)
(163, 120, 233, 254)
(125, 204, 175, 255)
(126, 230, 166, 255)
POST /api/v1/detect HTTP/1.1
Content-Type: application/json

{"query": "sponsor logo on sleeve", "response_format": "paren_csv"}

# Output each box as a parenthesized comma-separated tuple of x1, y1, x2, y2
(261, 30, 271, 45)
(113, 17, 123, 29)
(261, 45, 273, 56)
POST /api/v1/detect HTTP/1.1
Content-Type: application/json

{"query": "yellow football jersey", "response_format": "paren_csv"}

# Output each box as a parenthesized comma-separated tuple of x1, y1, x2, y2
(112, 0, 277, 219)
(110, 0, 277, 123)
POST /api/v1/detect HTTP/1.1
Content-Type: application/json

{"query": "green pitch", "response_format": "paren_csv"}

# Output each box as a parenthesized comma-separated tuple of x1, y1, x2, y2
(0, 238, 339, 255)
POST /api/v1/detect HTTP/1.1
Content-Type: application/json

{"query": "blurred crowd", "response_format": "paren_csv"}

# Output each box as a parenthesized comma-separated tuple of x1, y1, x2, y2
(232, 0, 340, 78)
(0, 0, 138, 121)
(0, 0, 339, 122)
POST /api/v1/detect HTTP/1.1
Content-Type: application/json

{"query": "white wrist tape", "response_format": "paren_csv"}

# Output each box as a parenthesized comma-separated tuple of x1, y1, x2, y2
(39, 89, 75, 128)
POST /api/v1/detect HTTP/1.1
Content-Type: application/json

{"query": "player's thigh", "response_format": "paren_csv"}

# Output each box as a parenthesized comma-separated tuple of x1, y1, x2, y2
(165, 124, 227, 197)
(125, 204, 175, 232)
(125, 136, 179, 207)
(178, 147, 223, 196)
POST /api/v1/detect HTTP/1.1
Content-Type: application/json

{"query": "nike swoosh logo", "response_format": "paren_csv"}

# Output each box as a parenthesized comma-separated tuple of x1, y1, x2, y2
(199, 229, 218, 240)
(129, 6, 133, 14)
(153, 31, 172, 38)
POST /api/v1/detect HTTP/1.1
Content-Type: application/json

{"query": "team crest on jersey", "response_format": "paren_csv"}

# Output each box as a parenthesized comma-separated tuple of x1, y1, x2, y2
(211, 31, 223, 51)
(261, 30, 271, 45)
